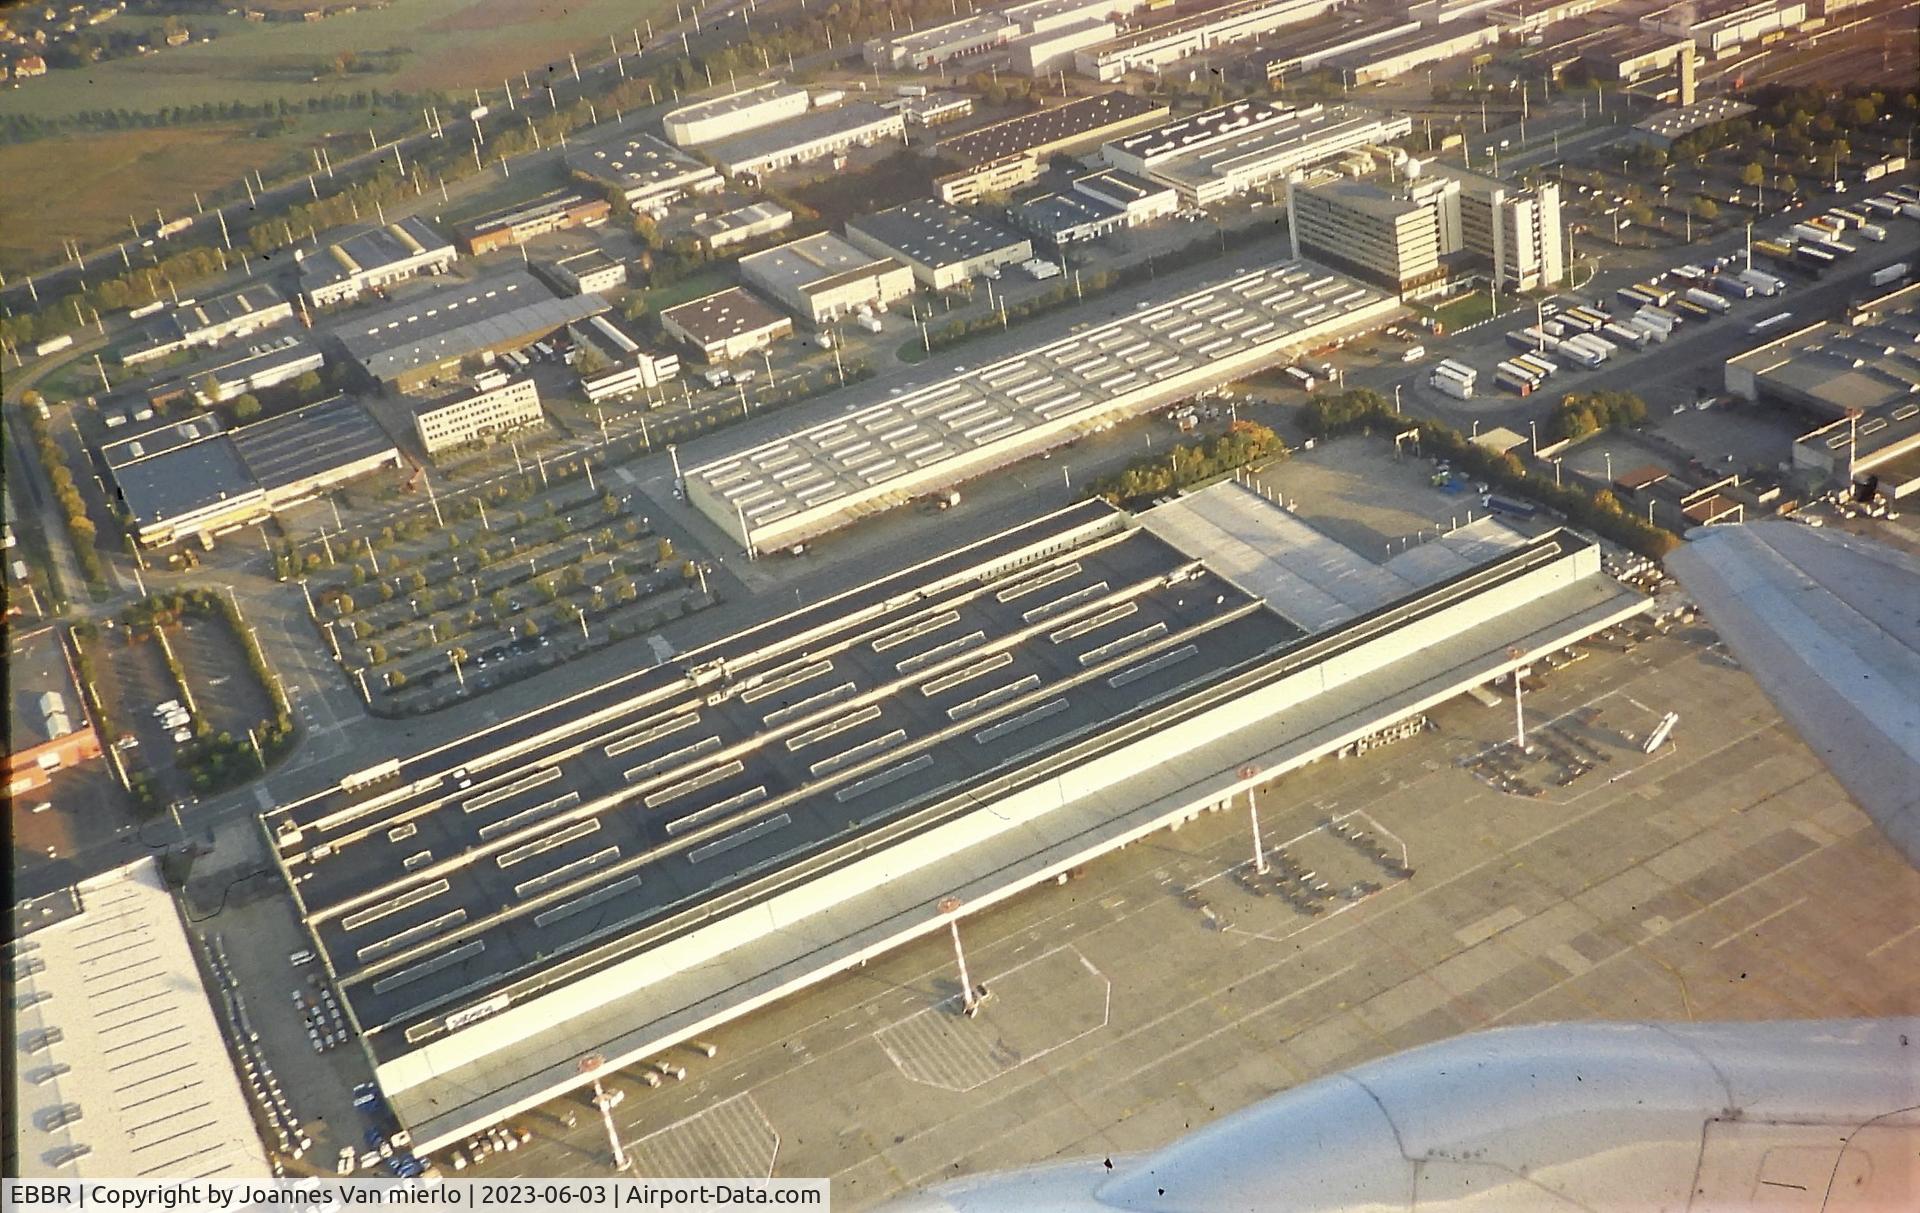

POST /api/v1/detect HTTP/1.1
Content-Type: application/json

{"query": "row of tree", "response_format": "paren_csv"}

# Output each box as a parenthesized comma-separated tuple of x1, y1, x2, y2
(19, 390, 107, 590)
(1090, 420, 1288, 505)
(0, 88, 440, 145)
(1548, 389, 1648, 442)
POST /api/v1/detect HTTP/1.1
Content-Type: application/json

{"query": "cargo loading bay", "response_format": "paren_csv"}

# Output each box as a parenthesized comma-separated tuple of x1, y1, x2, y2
(263, 485, 1646, 1154)
(686, 261, 1397, 554)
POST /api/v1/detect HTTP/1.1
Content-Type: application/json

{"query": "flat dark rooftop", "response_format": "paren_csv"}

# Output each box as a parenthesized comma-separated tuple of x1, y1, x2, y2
(110, 434, 259, 527)
(276, 501, 1591, 1067)
(846, 200, 1029, 269)
(100, 416, 226, 473)
(938, 92, 1167, 166)
(232, 396, 398, 493)
(304, 525, 1295, 1053)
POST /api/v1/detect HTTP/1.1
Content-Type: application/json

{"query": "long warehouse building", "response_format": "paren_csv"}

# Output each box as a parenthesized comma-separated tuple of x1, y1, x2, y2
(687, 260, 1399, 554)
(262, 485, 1648, 1154)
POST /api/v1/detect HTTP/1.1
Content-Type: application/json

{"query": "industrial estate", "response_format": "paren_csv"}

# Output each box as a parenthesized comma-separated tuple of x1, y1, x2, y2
(5, 0, 1917, 1202)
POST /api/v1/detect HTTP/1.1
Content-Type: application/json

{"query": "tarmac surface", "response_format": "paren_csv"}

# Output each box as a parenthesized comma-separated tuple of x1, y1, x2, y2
(452, 620, 1920, 1206)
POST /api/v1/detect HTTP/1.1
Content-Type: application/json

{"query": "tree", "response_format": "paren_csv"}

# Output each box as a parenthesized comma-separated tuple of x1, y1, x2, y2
(230, 393, 261, 421)
(573, 343, 611, 375)
(1740, 162, 1765, 187)
(1779, 174, 1799, 195)
(294, 370, 323, 394)
(1694, 197, 1719, 221)
(1849, 96, 1878, 126)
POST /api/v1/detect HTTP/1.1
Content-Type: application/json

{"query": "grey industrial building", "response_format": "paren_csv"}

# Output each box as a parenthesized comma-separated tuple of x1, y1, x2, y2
(104, 397, 400, 546)
(1327, 20, 1503, 86)
(298, 217, 459, 309)
(691, 201, 796, 252)
(1074, 0, 1349, 83)
(262, 484, 1646, 1155)
(845, 200, 1034, 290)
(737, 233, 916, 326)
(121, 284, 295, 367)
(1013, 191, 1129, 250)
(688, 260, 1399, 553)
(1627, 96, 1757, 149)
(660, 288, 796, 364)
(12, 858, 272, 1178)
(563, 132, 725, 210)
(1102, 100, 1415, 206)
(138, 334, 324, 411)
(1725, 283, 1920, 498)
(935, 92, 1171, 205)
(543, 248, 628, 297)
(706, 103, 907, 180)
(662, 83, 811, 148)
(326, 272, 610, 390)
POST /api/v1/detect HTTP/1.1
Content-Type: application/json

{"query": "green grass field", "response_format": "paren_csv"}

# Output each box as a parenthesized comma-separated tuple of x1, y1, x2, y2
(0, 115, 405, 277)
(1, 0, 676, 275)
(1, 0, 677, 118)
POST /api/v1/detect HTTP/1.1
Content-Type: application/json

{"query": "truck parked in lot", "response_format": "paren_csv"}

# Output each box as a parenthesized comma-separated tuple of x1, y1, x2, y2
(1684, 287, 1731, 314)
(1870, 263, 1911, 287)
(1429, 359, 1475, 400)
(1494, 362, 1539, 395)
(1512, 351, 1558, 379)
(1602, 322, 1648, 350)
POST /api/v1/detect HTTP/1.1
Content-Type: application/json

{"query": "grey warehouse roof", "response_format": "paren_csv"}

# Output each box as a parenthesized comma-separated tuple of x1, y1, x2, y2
(706, 102, 902, 171)
(329, 272, 609, 380)
(563, 133, 719, 192)
(1014, 191, 1125, 236)
(938, 91, 1168, 165)
(109, 432, 258, 528)
(231, 395, 398, 494)
(661, 287, 791, 344)
(846, 200, 1030, 270)
(689, 261, 1391, 537)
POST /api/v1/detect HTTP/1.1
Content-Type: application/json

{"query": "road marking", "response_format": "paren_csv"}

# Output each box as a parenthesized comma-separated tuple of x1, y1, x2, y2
(1865, 920, 1920, 959)
(1710, 896, 1808, 951)
(1456, 906, 1526, 949)
(874, 947, 1111, 1093)
(624, 1092, 777, 1179)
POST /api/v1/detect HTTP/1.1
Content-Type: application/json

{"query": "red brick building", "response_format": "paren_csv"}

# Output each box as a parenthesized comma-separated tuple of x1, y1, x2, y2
(7, 626, 103, 798)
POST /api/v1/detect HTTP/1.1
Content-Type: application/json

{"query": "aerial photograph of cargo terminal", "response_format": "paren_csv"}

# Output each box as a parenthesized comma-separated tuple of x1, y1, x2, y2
(4, 0, 1917, 1204)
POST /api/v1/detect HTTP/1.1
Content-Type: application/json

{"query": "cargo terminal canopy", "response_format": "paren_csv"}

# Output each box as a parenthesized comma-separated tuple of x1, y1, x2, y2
(684, 260, 1399, 554)
(264, 485, 1646, 1153)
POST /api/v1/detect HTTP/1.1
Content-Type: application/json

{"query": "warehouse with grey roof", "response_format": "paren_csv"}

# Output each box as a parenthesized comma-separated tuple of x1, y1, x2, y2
(688, 259, 1400, 554)
(326, 271, 610, 390)
(262, 484, 1646, 1155)
(844, 200, 1034, 290)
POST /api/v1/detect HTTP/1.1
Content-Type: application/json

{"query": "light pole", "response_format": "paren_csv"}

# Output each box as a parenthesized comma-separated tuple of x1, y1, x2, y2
(1508, 645, 1529, 753)
(1239, 765, 1266, 874)
(578, 1056, 628, 1170)
(938, 897, 982, 1016)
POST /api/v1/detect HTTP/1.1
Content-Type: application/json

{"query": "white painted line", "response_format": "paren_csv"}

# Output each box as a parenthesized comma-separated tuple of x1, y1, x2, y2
(1709, 896, 1808, 951)
(1866, 920, 1920, 959)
